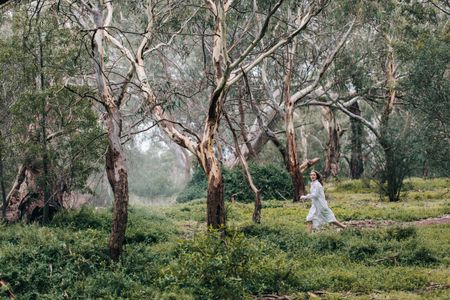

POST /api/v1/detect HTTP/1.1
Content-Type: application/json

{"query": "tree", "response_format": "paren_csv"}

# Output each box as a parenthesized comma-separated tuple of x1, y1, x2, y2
(1, 3, 104, 223)
(305, 0, 448, 200)
(62, 0, 336, 230)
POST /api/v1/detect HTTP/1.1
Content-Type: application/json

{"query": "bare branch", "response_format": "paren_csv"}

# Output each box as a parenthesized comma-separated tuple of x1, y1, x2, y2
(292, 20, 355, 104)
(228, 0, 284, 70)
(227, 3, 323, 86)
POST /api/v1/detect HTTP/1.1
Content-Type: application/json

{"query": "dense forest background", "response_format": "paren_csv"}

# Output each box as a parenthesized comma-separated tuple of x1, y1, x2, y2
(0, 1, 449, 298)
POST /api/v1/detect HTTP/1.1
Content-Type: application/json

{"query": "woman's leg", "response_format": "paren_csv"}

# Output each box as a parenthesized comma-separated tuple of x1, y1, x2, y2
(306, 221, 313, 233)
(331, 221, 346, 229)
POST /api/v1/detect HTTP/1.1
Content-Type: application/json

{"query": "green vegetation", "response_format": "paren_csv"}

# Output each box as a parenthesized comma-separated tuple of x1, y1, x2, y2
(1, 178, 449, 299)
(177, 164, 294, 203)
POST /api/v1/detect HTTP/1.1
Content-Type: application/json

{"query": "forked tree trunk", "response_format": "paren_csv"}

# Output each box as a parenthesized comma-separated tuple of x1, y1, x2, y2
(284, 45, 306, 201)
(348, 101, 364, 179)
(92, 6, 130, 260)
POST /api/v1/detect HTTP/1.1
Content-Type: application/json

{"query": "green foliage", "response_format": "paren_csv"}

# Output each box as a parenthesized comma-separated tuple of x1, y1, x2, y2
(1, 178, 450, 299)
(0, 207, 180, 299)
(51, 206, 112, 231)
(160, 229, 295, 299)
(177, 163, 292, 203)
(333, 179, 376, 193)
(0, 6, 105, 207)
(401, 23, 450, 177)
(176, 165, 207, 203)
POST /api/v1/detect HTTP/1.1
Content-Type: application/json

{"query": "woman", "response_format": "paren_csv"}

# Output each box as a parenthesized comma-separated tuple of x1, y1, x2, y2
(300, 170, 346, 232)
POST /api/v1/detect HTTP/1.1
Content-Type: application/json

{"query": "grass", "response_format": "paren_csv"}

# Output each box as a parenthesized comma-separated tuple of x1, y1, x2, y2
(0, 178, 449, 299)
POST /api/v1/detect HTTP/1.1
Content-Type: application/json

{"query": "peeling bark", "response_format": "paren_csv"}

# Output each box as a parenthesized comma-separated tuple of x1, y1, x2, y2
(92, 4, 130, 260)
(283, 43, 306, 201)
(5, 164, 61, 224)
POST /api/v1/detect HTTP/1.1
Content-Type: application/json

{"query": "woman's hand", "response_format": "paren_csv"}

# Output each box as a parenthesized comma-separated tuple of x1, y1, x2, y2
(300, 195, 307, 200)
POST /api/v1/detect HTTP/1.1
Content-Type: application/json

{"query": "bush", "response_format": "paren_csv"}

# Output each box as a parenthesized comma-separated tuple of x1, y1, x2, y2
(160, 229, 296, 299)
(177, 164, 293, 203)
(385, 227, 417, 241)
(347, 242, 378, 261)
(50, 206, 111, 231)
(176, 166, 207, 203)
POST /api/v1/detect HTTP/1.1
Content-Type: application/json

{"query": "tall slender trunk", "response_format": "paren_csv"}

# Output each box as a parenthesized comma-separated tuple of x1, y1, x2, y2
(38, 25, 51, 224)
(348, 101, 364, 179)
(380, 37, 399, 201)
(225, 113, 262, 223)
(0, 133, 7, 219)
(92, 6, 130, 260)
(284, 45, 305, 201)
(321, 107, 343, 178)
(105, 124, 129, 260)
(237, 87, 255, 159)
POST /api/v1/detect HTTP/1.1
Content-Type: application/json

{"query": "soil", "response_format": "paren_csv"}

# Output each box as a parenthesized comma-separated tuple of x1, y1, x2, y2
(344, 214, 450, 229)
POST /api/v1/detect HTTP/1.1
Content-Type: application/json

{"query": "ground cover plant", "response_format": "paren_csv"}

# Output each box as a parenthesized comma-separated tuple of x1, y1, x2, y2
(0, 178, 449, 299)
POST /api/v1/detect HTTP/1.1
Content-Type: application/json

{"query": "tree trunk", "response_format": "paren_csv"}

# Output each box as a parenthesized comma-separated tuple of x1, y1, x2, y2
(237, 87, 255, 159)
(348, 101, 364, 179)
(37, 25, 51, 224)
(284, 45, 306, 201)
(91, 5, 130, 260)
(4, 164, 60, 223)
(225, 113, 262, 223)
(0, 134, 7, 219)
(286, 128, 305, 202)
(103, 100, 129, 261)
(379, 37, 399, 202)
(202, 145, 225, 229)
(321, 106, 343, 178)
(105, 138, 129, 261)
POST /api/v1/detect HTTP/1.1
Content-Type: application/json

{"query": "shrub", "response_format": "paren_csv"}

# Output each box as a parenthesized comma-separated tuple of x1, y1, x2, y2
(386, 227, 417, 241)
(50, 206, 111, 231)
(177, 164, 293, 203)
(399, 244, 439, 266)
(311, 234, 345, 252)
(347, 242, 378, 261)
(160, 229, 296, 299)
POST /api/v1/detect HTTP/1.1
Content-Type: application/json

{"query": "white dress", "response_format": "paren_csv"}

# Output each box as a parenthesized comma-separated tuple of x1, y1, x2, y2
(305, 180, 337, 229)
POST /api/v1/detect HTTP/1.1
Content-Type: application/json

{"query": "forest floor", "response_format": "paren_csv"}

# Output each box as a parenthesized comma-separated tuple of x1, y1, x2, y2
(1, 178, 449, 300)
(344, 214, 450, 229)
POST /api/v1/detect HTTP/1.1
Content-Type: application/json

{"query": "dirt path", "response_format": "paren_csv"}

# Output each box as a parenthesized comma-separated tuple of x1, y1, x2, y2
(344, 214, 450, 229)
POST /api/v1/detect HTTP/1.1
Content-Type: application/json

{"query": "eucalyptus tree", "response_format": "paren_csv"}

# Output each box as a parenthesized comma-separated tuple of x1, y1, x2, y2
(305, 0, 447, 200)
(399, 3, 450, 177)
(62, 0, 336, 232)
(223, 1, 355, 201)
(0, 2, 104, 223)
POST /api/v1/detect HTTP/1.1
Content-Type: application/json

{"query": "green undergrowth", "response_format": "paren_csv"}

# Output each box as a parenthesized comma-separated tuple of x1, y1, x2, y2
(0, 178, 449, 299)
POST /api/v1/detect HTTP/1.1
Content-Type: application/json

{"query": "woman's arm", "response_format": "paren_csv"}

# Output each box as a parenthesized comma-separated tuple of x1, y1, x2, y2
(301, 183, 319, 200)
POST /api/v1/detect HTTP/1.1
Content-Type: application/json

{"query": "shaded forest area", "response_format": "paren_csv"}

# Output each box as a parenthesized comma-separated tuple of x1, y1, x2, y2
(0, 0, 449, 284)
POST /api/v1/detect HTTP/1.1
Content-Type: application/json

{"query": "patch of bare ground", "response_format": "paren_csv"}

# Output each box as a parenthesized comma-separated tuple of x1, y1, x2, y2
(344, 214, 450, 229)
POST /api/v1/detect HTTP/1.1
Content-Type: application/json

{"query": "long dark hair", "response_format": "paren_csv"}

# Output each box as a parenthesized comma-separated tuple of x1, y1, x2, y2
(311, 170, 323, 185)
